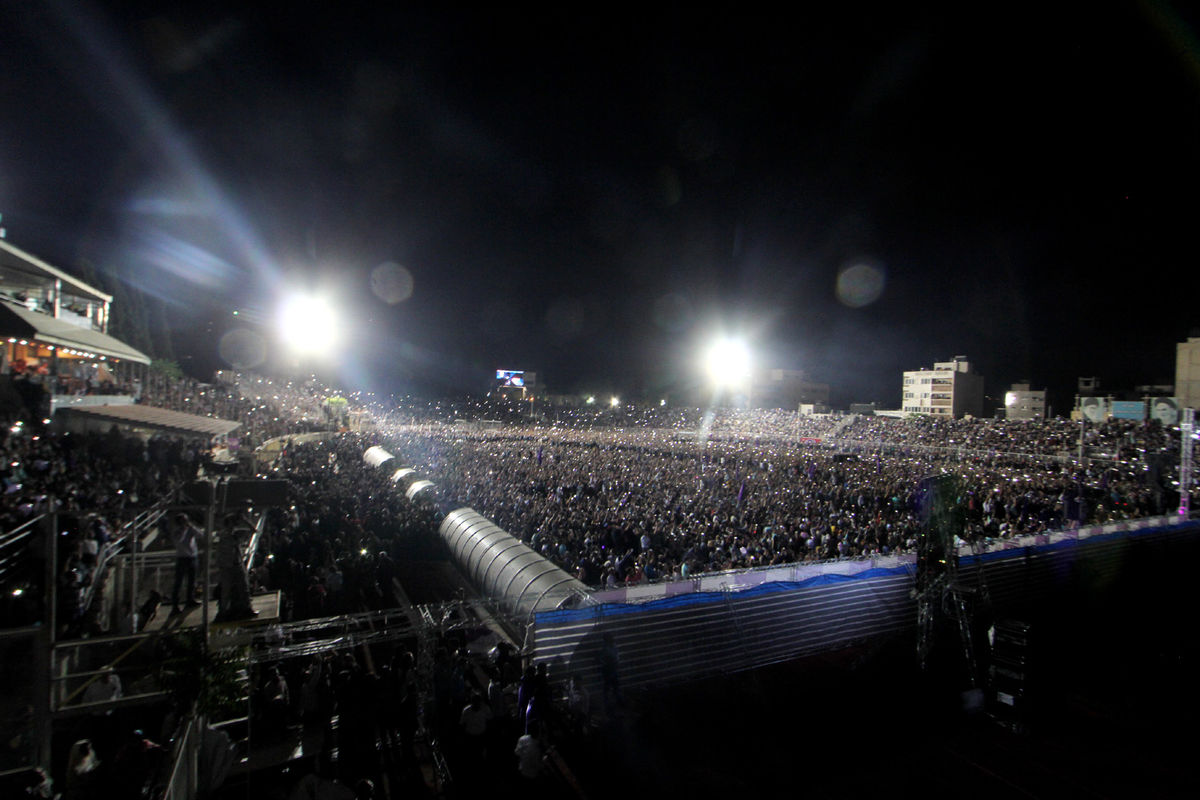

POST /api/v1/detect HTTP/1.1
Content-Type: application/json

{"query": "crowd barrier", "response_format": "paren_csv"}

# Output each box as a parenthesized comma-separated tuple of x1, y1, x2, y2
(588, 514, 1185, 606)
(533, 514, 1199, 698)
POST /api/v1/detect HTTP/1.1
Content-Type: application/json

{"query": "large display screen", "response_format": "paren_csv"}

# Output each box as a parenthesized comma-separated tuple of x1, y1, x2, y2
(496, 369, 525, 387)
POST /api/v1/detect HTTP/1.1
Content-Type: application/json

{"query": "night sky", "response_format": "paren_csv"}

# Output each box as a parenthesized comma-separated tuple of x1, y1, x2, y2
(3, 2, 1199, 411)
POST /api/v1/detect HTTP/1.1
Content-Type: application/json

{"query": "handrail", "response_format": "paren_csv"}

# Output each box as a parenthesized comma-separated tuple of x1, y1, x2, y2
(0, 514, 48, 586)
(159, 713, 204, 800)
(78, 491, 178, 615)
(243, 512, 267, 572)
(0, 513, 47, 549)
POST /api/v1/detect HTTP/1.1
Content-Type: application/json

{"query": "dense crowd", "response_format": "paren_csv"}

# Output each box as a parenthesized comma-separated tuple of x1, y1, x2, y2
(251, 434, 439, 622)
(380, 410, 1188, 587)
(0, 423, 213, 632)
(239, 434, 582, 798)
(139, 371, 349, 450)
(0, 368, 1195, 798)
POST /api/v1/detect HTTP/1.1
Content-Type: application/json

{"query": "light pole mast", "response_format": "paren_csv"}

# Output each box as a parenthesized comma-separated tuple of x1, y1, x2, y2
(1180, 408, 1194, 518)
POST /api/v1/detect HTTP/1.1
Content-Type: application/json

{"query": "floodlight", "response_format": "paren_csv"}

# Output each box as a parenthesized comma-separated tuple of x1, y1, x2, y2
(705, 338, 752, 386)
(610, 396, 620, 407)
(278, 292, 339, 353)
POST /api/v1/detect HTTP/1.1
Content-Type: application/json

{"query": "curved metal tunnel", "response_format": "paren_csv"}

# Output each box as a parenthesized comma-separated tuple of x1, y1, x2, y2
(362, 445, 592, 621)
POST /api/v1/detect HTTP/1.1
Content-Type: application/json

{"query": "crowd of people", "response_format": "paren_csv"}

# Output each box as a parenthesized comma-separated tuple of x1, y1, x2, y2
(0, 367, 1194, 798)
(231, 623, 569, 798)
(251, 434, 439, 622)
(0, 422, 213, 631)
(378, 408, 1189, 588)
(219, 432, 576, 797)
(0, 367, 374, 631)
(137, 371, 352, 451)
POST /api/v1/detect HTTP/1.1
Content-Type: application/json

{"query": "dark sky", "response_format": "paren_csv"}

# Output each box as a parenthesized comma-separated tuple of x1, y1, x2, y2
(3, 2, 1200, 410)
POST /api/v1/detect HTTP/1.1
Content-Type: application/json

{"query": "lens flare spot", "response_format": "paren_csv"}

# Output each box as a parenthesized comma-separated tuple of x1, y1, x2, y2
(836, 262, 886, 308)
(370, 261, 414, 304)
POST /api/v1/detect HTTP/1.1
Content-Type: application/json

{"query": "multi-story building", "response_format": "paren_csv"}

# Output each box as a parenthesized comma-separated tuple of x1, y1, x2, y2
(1177, 336, 1200, 410)
(901, 355, 984, 418)
(0, 239, 150, 391)
(1004, 382, 1046, 421)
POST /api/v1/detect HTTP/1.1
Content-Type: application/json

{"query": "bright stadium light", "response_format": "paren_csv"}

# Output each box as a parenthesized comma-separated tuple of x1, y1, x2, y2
(705, 337, 752, 387)
(610, 396, 620, 407)
(278, 292, 339, 353)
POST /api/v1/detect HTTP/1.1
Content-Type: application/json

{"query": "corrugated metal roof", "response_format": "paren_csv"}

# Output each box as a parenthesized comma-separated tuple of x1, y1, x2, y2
(62, 403, 241, 437)
(440, 507, 591, 622)
(0, 301, 150, 364)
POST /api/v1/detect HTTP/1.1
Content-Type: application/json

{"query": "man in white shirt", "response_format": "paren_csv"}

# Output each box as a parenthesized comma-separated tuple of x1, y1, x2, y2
(171, 513, 201, 613)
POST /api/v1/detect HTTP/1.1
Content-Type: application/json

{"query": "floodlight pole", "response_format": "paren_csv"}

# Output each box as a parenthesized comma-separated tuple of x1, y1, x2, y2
(1078, 399, 1085, 464)
(1180, 408, 1194, 518)
(202, 478, 219, 651)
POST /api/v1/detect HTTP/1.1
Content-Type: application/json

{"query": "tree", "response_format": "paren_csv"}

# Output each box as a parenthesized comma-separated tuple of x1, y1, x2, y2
(158, 629, 247, 721)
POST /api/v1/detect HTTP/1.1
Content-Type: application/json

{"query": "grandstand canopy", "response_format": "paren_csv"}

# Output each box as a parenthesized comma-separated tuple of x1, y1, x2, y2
(0, 301, 150, 364)
(0, 239, 112, 304)
(59, 403, 240, 439)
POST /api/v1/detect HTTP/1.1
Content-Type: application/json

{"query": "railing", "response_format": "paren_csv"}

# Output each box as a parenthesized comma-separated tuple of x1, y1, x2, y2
(243, 512, 267, 573)
(241, 605, 419, 664)
(80, 507, 164, 613)
(159, 713, 204, 800)
(78, 496, 178, 632)
(826, 436, 1078, 464)
(50, 393, 135, 413)
(50, 632, 170, 714)
(0, 514, 47, 587)
(954, 513, 1186, 559)
(585, 512, 1192, 607)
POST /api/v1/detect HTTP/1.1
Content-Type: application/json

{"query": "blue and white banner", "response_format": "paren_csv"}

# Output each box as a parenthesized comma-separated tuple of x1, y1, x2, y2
(1111, 400, 1145, 421)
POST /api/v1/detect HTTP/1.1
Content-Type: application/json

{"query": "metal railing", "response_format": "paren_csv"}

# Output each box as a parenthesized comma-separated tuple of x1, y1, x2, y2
(0, 513, 48, 587)
(159, 714, 204, 800)
(80, 506, 168, 614)
(50, 631, 170, 714)
(243, 512, 267, 573)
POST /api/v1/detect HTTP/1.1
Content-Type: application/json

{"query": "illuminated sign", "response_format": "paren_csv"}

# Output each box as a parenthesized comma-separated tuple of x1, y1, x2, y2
(496, 369, 525, 387)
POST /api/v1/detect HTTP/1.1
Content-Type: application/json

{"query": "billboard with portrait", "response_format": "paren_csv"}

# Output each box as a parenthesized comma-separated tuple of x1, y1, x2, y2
(1150, 397, 1180, 426)
(1080, 397, 1107, 423)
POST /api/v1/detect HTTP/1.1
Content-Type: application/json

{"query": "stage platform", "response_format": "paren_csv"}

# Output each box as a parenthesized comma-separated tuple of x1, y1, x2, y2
(141, 591, 282, 633)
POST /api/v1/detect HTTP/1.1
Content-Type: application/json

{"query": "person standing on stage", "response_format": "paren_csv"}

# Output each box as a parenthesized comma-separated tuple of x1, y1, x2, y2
(215, 513, 257, 621)
(170, 513, 201, 615)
